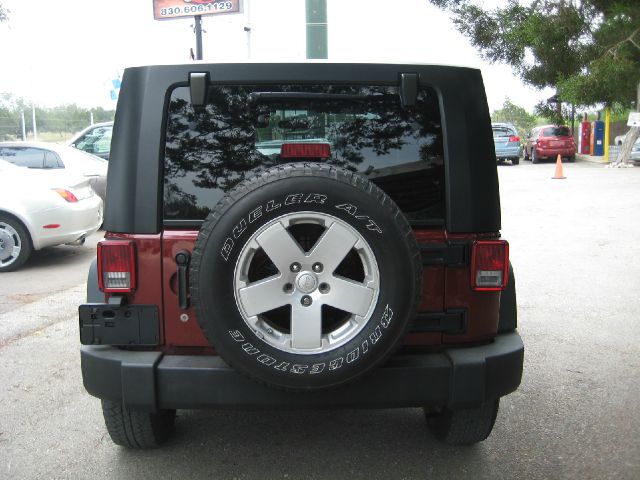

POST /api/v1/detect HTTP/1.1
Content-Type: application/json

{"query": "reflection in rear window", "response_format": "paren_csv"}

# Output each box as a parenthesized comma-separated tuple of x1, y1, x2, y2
(163, 84, 445, 225)
(492, 126, 515, 137)
(542, 127, 570, 137)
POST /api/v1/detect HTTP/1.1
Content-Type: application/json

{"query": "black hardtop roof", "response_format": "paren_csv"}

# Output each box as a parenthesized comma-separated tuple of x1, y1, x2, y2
(105, 62, 500, 234)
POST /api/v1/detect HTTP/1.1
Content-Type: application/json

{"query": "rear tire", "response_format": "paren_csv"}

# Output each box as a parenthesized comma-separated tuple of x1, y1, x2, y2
(531, 149, 539, 164)
(0, 214, 32, 272)
(425, 399, 500, 445)
(511, 157, 519, 165)
(101, 400, 176, 449)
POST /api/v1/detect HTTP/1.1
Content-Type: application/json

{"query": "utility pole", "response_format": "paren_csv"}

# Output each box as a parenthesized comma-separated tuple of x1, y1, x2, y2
(244, 0, 252, 59)
(20, 111, 26, 141)
(194, 15, 203, 60)
(306, 0, 328, 59)
(32, 104, 37, 141)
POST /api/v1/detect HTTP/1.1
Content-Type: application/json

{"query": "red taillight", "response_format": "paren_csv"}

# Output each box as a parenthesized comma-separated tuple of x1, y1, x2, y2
(280, 143, 331, 159)
(97, 240, 137, 293)
(471, 240, 509, 291)
(52, 188, 78, 203)
(508, 135, 520, 142)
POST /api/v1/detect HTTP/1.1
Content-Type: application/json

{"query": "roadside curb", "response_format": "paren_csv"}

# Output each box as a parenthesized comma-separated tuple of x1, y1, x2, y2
(576, 153, 609, 164)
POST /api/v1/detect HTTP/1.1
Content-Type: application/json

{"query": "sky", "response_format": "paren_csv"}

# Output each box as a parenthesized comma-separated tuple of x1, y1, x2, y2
(0, 0, 554, 113)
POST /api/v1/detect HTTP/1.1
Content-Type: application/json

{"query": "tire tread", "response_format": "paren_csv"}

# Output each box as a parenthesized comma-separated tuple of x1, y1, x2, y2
(101, 400, 175, 449)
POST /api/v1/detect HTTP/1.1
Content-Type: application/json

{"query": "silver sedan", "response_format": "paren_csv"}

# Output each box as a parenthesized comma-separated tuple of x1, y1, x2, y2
(0, 141, 108, 203)
(0, 160, 103, 272)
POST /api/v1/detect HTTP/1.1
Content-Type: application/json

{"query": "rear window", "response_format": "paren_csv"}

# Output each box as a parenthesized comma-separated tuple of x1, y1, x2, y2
(163, 84, 445, 226)
(542, 126, 570, 137)
(0, 147, 45, 168)
(492, 125, 516, 137)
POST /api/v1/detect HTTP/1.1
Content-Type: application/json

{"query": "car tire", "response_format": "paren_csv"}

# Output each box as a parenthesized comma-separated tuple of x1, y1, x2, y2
(101, 400, 176, 449)
(511, 157, 519, 165)
(531, 149, 539, 164)
(0, 214, 32, 272)
(425, 399, 500, 446)
(567, 155, 575, 163)
(190, 163, 421, 391)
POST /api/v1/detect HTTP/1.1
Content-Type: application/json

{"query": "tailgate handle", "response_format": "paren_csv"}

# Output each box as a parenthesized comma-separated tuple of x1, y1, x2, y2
(175, 251, 191, 310)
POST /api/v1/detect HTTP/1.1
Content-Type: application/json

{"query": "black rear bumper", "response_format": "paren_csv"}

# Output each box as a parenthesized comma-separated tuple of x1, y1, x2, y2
(81, 332, 523, 411)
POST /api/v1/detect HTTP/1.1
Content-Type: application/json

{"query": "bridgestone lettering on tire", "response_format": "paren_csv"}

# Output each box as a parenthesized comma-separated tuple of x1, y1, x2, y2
(190, 163, 421, 391)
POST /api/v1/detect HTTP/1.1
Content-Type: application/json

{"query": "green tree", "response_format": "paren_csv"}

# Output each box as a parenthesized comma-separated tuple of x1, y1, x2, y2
(0, 93, 115, 141)
(431, 0, 640, 162)
(491, 98, 537, 137)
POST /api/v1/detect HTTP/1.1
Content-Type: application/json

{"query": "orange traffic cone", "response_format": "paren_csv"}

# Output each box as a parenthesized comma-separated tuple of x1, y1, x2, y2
(552, 154, 566, 179)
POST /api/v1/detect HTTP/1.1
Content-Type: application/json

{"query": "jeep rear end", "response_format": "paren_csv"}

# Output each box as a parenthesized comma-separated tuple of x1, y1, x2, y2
(79, 63, 523, 448)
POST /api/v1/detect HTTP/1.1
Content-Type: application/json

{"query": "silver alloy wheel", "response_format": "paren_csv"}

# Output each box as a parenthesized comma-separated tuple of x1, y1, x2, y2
(0, 221, 22, 267)
(234, 212, 380, 354)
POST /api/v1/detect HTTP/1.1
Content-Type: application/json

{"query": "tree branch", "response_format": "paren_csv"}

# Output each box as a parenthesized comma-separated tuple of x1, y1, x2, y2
(606, 27, 640, 59)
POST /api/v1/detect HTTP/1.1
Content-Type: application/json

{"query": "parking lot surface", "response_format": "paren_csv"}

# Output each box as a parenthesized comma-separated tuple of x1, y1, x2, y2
(1, 160, 639, 479)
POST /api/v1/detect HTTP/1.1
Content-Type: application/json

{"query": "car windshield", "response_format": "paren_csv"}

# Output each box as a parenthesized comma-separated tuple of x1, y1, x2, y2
(542, 126, 570, 137)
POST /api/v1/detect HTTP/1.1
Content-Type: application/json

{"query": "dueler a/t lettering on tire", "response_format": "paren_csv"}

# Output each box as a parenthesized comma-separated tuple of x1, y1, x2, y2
(190, 163, 421, 391)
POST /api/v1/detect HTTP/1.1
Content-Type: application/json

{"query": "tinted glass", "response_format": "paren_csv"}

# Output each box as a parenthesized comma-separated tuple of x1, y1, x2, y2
(542, 126, 570, 137)
(0, 147, 45, 168)
(44, 150, 63, 169)
(163, 84, 445, 225)
(492, 126, 516, 137)
(75, 126, 112, 155)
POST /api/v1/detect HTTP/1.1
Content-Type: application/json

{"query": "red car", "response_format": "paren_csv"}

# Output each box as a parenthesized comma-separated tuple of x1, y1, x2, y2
(524, 125, 576, 163)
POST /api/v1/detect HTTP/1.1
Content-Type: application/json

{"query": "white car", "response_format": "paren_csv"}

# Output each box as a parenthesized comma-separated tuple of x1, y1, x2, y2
(615, 133, 627, 145)
(0, 160, 103, 272)
(68, 121, 113, 160)
(0, 142, 108, 203)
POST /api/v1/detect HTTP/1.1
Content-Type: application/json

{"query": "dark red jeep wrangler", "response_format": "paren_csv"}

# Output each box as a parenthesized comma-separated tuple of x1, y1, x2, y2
(79, 62, 523, 448)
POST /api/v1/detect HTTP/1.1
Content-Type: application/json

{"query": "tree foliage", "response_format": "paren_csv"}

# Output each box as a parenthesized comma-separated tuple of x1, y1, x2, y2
(0, 93, 114, 141)
(491, 98, 538, 136)
(431, 0, 640, 118)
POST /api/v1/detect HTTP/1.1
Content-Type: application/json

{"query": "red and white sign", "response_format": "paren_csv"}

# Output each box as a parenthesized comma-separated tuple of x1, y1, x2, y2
(153, 0, 240, 20)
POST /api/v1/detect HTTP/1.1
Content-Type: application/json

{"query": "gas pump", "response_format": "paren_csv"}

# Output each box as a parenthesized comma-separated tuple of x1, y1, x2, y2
(592, 120, 605, 156)
(579, 117, 591, 154)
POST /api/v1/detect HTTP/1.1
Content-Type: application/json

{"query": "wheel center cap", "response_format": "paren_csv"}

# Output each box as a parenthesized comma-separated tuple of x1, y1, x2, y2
(296, 272, 318, 294)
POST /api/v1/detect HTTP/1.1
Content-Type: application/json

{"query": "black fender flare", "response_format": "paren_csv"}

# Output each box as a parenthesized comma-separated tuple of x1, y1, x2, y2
(86, 257, 104, 303)
(498, 261, 517, 332)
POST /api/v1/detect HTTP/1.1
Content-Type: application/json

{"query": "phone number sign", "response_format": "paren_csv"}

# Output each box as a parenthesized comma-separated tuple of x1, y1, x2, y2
(153, 0, 240, 20)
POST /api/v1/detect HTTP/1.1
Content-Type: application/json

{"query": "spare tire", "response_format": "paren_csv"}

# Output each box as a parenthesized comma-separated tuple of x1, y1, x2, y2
(190, 163, 421, 391)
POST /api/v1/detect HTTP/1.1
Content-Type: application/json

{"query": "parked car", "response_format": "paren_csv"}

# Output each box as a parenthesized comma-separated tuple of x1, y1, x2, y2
(524, 125, 576, 163)
(492, 122, 521, 165)
(79, 63, 523, 449)
(631, 138, 640, 162)
(0, 160, 103, 272)
(68, 121, 113, 160)
(0, 142, 108, 202)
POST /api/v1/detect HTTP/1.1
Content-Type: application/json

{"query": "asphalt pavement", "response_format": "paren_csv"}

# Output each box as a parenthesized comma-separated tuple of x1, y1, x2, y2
(0, 159, 639, 479)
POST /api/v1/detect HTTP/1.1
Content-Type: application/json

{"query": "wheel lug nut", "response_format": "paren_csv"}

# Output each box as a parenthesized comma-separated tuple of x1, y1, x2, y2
(312, 262, 323, 273)
(290, 262, 301, 273)
(301, 295, 312, 306)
